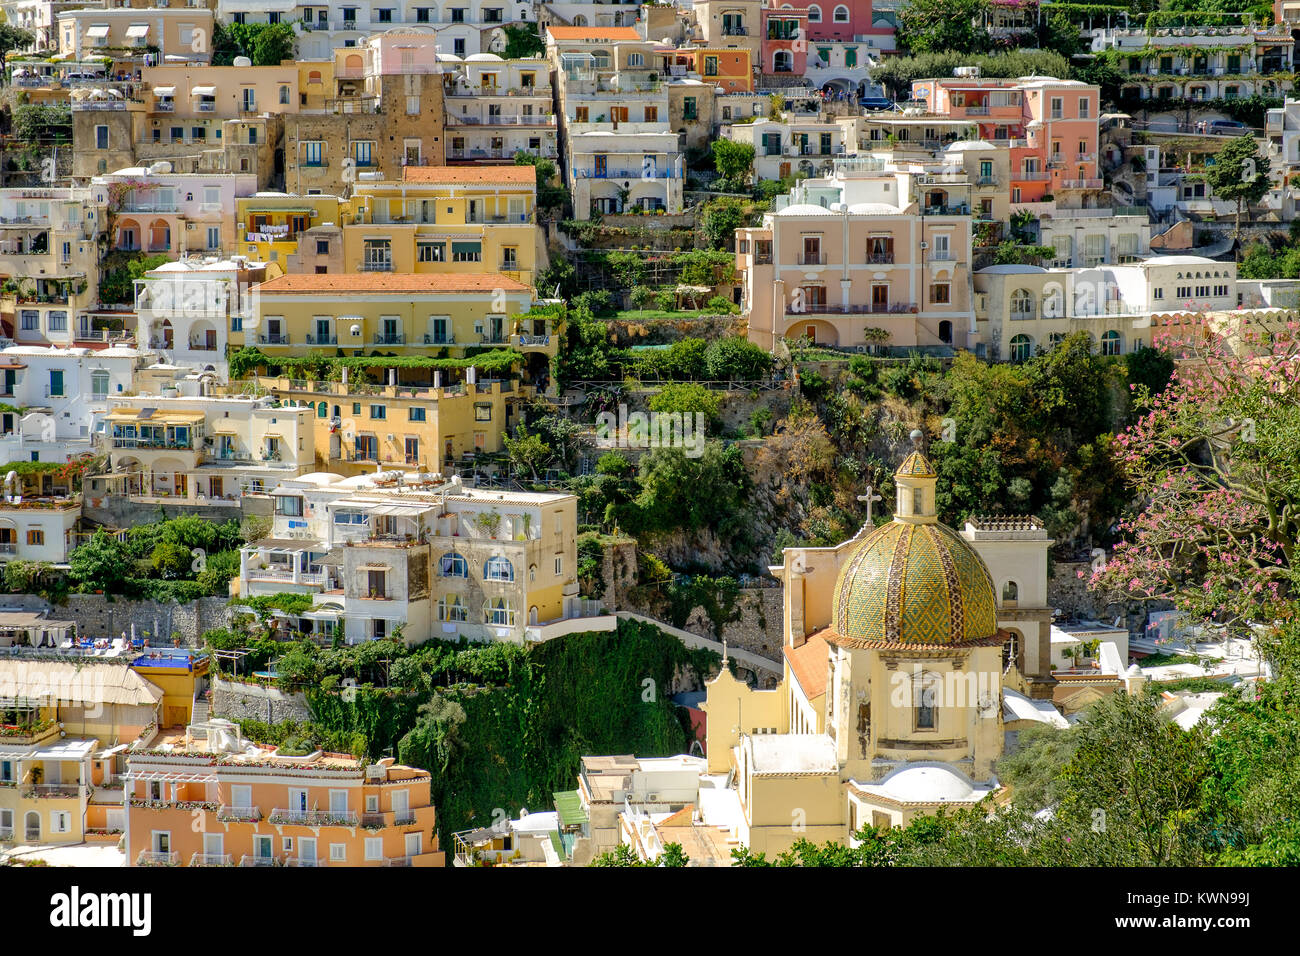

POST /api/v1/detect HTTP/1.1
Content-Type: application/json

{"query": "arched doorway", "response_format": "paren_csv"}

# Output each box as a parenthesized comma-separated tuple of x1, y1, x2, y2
(24, 810, 40, 841)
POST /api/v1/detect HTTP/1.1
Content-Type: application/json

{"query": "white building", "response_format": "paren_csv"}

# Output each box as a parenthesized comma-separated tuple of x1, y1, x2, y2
(0, 345, 143, 464)
(443, 53, 558, 163)
(132, 256, 266, 381)
(724, 116, 848, 182)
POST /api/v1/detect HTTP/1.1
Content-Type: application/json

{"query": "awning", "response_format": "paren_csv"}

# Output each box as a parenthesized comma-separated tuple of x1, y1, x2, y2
(86, 25, 110, 38)
(125, 24, 150, 39)
(152, 85, 176, 96)
(191, 85, 217, 97)
(212, 422, 239, 433)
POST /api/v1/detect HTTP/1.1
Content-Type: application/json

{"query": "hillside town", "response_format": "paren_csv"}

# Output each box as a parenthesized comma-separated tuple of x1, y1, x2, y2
(0, 0, 1295, 888)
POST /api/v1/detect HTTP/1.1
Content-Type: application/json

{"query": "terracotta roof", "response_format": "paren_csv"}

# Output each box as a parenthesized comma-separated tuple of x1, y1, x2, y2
(401, 165, 536, 185)
(784, 633, 829, 700)
(256, 273, 531, 294)
(656, 805, 696, 827)
(546, 25, 643, 41)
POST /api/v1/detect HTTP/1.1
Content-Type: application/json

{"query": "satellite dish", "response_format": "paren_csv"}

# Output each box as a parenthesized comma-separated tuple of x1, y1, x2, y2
(233, 56, 252, 68)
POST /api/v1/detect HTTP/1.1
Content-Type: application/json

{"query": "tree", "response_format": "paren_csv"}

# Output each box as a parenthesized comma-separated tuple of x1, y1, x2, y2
(699, 196, 748, 251)
(896, 0, 990, 56)
(502, 23, 545, 59)
(1205, 134, 1270, 240)
(648, 382, 722, 427)
(1089, 321, 1300, 636)
(211, 22, 296, 66)
(1041, 12, 1084, 58)
(250, 22, 297, 66)
(514, 152, 569, 214)
(150, 541, 192, 580)
(68, 530, 132, 593)
(711, 139, 755, 185)
(703, 335, 774, 381)
(503, 423, 552, 480)
(0, 25, 35, 72)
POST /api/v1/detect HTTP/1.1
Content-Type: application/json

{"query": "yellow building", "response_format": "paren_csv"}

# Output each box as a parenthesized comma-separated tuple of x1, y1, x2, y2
(255, 376, 522, 477)
(235, 193, 347, 272)
(345, 166, 542, 287)
(698, 441, 1065, 855)
(244, 271, 539, 359)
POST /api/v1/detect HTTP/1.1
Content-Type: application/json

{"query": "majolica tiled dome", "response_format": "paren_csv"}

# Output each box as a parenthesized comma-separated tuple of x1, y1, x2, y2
(831, 451, 998, 646)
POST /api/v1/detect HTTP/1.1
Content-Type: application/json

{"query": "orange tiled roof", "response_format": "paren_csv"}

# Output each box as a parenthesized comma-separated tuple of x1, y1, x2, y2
(256, 273, 531, 294)
(546, 25, 643, 41)
(402, 165, 536, 185)
(784, 632, 830, 700)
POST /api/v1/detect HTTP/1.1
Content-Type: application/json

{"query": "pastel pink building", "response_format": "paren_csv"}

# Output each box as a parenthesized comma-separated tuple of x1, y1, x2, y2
(761, 9, 808, 78)
(781, 0, 885, 43)
(910, 77, 1102, 206)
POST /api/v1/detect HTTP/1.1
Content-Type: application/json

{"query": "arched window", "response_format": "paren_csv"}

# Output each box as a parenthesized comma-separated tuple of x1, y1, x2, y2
(833, 4, 849, 21)
(484, 555, 515, 581)
(439, 552, 467, 577)
(1002, 580, 1019, 602)
(1048, 332, 1066, 347)
(1008, 333, 1033, 362)
(1009, 288, 1034, 319)
(591, 49, 611, 69)
(437, 595, 467, 622)
(316, 401, 328, 418)
(807, 3, 822, 21)
(1003, 630, 1021, 671)
(1101, 329, 1122, 356)
(1042, 286, 1063, 318)
(91, 369, 110, 398)
(484, 597, 516, 626)
(938, 320, 952, 344)
(774, 50, 793, 73)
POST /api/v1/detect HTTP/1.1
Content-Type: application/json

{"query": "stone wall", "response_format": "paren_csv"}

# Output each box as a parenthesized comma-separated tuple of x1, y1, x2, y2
(81, 494, 268, 530)
(1048, 561, 1169, 628)
(0, 593, 232, 645)
(211, 677, 313, 724)
(680, 587, 785, 661)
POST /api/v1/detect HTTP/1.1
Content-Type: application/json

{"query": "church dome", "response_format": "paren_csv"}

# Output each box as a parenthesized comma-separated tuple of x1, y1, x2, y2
(830, 452, 998, 646)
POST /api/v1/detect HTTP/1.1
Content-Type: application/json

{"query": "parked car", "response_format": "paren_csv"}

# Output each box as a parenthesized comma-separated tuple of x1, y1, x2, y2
(1207, 119, 1248, 135)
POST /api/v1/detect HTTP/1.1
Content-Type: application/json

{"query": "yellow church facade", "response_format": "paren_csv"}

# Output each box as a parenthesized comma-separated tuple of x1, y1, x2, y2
(702, 441, 1056, 856)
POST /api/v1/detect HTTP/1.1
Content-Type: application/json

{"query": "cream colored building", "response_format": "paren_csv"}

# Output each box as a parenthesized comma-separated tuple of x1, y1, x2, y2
(974, 255, 1238, 361)
(97, 393, 314, 503)
(693, 446, 1067, 854)
(237, 471, 611, 646)
(443, 54, 558, 164)
(738, 156, 975, 352)
(56, 7, 214, 63)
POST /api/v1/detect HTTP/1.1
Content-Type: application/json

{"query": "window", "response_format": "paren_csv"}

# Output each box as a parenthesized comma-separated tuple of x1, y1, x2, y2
(207, 226, 220, 250)
(48, 311, 67, 332)
(1101, 330, 1122, 356)
(1008, 334, 1033, 362)
(644, 105, 658, 122)
(683, 97, 697, 120)
(409, 406, 426, 422)
(20, 311, 37, 331)
(303, 141, 323, 166)
(377, 7, 392, 21)
(834, 5, 850, 21)
(554, 555, 563, 575)
(484, 597, 516, 627)
(451, 241, 481, 262)
(915, 677, 937, 730)
(315, 239, 330, 256)
(1050, 96, 1063, 119)
(49, 370, 64, 397)
(329, 843, 347, 862)
(807, 4, 821, 20)
(1002, 581, 1019, 602)
(365, 838, 382, 860)
(474, 403, 492, 422)
(930, 282, 950, 304)
(704, 56, 718, 76)
(440, 552, 467, 577)
(274, 495, 304, 517)
(242, 87, 256, 112)
(628, 52, 643, 67)
(51, 810, 71, 833)
(370, 405, 386, 420)
(96, 125, 108, 149)
(417, 241, 443, 263)
(484, 556, 515, 582)
(1078, 96, 1090, 119)
(91, 369, 110, 398)
(27, 529, 44, 546)
(438, 595, 468, 622)
(352, 141, 374, 167)
(280, 85, 290, 105)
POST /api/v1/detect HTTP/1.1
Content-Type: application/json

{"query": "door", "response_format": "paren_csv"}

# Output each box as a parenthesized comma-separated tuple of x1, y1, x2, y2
(153, 831, 170, 853)
(298, 837, 317, 863)
(404, 831, 421, 858)
(209, 477, 223, 498)
(329, 790, 348, 815)
(25, 811, 40, 841)
(232, 785, 252, 809)
(871, 285, 889, 312)
(392, 788, 409, 823)
(203, 833, 223, 860)
(594, 154, 607, 178)
(291, 788, 308, 813)
(253, 834, 273, 861)
(316, 318, 331, 343)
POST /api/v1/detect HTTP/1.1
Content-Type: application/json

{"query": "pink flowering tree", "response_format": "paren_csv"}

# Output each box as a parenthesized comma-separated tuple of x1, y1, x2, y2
(1088, 316, 1300, 637)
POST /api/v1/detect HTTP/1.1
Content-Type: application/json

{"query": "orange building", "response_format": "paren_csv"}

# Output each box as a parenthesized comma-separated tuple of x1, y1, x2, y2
(125, 722, 443, 867)
(656, 47, 754, 93)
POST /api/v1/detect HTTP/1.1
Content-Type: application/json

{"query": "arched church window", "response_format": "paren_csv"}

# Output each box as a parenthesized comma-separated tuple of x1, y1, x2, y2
(1003, 580, 1019, 602)
(915, 677, 937, 730)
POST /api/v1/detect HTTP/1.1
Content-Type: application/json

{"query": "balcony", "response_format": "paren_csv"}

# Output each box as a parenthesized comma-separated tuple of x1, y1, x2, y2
(136, 851, 179, 866)
(239, 855, 281, 867)
(866, 253, 895, 265)
(1014, 171, 1051, 182)
(217, 805, 262, 823)
(373, 333, 405, 345)
(574, 167, 678, 180)
(268, 808, 359, 827)
(424, 333, 455, 345)
(923, 204, 970, 217)
(964, 105, 991, 116)
(286, 856, 325, 867)
(797, 253, 826, 266)
(21, 782, 82, 799)
(790, 302, 918, 315)
(361, 259, 394, 272)
(1061, 178, 1105, 190)
(305, 333, 338, 345)
(187, 340, 218, 352)
(976, 176, 999, 186)
(189, 852, 234, 866)
(0, 543, 15, 555)
(258, 333, 292, 345)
